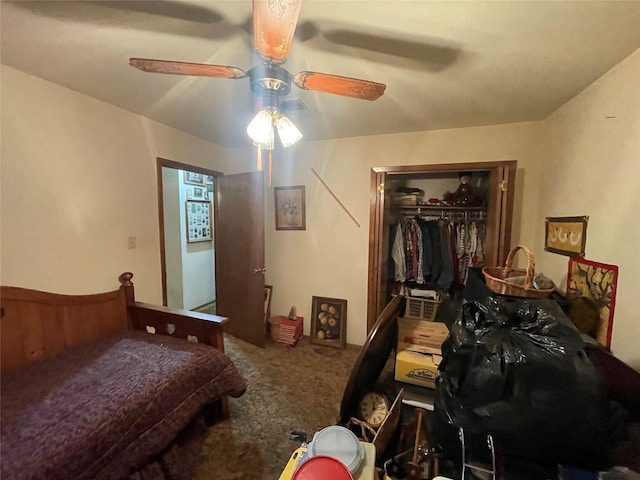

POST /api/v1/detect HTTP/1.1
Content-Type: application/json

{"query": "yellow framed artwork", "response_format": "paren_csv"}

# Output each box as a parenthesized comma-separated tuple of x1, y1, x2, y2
(544, 216, 588, 257)
(566, 258, 618, 350)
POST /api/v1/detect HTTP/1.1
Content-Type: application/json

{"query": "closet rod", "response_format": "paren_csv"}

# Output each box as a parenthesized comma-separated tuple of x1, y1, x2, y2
(399, 210, 486, 220)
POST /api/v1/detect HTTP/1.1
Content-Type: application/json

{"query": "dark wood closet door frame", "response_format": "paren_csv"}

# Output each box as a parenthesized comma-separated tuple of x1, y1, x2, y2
(367, 160, 517, 331)
(156, 157, 223, 306)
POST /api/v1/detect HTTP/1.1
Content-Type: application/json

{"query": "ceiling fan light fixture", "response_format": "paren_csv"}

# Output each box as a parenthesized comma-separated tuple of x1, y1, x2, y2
(274, 112, 302, 148)
(247, 108, 275, 149)
(247, 107, 302, 149)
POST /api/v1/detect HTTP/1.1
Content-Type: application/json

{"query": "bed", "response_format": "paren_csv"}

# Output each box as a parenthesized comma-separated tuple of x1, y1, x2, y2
(0, 272, 247, 480)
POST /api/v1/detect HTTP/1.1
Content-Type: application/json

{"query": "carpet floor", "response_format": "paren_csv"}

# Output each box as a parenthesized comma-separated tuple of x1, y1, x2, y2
(192, 333, 361, 480)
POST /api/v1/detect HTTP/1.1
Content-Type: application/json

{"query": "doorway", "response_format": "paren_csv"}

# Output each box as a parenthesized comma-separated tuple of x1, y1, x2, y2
(366, 160, 517, 330)
(157, 159, 267, 347)
(156, 158, 222, 310)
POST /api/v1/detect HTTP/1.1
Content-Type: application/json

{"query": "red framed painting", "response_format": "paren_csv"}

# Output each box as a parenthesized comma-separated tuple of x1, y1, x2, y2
(566, 258, 619, 350)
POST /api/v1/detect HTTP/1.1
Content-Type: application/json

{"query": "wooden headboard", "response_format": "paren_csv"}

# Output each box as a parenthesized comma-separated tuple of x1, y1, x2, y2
(1, 272, 230, 376)
(1, 272, 232, 416)
(0, 278, 129, 373)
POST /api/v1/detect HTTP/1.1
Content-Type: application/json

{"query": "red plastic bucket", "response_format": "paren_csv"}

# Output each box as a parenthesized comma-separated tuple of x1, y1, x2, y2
(292, 456, 354, 480)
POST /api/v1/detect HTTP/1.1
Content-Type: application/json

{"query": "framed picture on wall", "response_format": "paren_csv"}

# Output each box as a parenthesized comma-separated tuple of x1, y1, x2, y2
(186, 200, 212, 243)
(274, 185, 306, 230)
(566, 257, 618, 350)
(184, 171, 205, 186)
(193, 187, 205, 199)
(310, 296, 347, 349)
(544, 216, 588, 257)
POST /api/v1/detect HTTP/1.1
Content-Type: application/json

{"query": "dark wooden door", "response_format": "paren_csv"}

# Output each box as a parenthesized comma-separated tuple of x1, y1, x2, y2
(215, 171, 265, 347)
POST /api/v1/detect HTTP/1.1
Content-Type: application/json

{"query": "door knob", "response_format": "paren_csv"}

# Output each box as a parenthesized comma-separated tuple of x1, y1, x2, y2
(254, 268, 266, 274)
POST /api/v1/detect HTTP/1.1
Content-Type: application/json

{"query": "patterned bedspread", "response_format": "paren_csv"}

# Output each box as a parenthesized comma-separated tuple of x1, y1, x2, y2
(1, 330, 246, 480)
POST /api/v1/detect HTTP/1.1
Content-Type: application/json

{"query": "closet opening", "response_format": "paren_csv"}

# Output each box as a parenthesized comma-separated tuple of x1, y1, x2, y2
(367, 161, 517, 331)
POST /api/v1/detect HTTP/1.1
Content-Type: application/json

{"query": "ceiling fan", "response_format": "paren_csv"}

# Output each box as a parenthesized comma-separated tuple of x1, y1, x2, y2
(129, 0, 387, 150)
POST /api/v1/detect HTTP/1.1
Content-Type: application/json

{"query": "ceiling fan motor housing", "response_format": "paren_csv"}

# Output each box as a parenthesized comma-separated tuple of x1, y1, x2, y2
(250, 63, 292, 99)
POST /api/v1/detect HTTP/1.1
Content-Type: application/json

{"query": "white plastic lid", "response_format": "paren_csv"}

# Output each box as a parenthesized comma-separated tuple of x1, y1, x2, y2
(307, 426, 364, 474)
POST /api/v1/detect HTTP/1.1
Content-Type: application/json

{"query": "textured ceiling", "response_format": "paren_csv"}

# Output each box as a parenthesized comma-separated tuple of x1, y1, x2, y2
(2, 1, 639, 148)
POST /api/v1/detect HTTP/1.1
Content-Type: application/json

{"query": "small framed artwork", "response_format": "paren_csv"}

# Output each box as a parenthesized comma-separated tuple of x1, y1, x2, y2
(274, 185, 306, 230)
(310, 296, 347, 349)
(545, 216, 588, 257)
(264, 285, 273, 323)
(184, 171, 205, 186)
(193, 186, 205, 199)
(566, 258, 618, 350)
(185, 200, 212, 243)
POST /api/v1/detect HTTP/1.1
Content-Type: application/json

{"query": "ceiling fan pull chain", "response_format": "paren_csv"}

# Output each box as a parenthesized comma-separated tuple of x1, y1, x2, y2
(256, 147, 263, 172)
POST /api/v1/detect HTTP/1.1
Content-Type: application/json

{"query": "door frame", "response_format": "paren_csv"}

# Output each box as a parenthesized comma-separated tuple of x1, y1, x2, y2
(367, 160, 517, 330)
(156, 157, 223, 306)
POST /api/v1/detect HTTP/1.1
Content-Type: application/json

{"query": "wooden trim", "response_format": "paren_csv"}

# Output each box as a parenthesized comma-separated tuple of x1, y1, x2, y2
(157, 160, 168, 306)
(157, 157, 223, 177)
(367, 170, 386, 331)
(372, 160, 516, 174)
(501, 163, 517, 263)
(485, 168, 502, 268)
(156, 157, 222, 307)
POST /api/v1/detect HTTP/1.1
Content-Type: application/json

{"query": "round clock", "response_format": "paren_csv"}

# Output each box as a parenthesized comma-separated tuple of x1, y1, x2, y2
(358, 391, 390, 428)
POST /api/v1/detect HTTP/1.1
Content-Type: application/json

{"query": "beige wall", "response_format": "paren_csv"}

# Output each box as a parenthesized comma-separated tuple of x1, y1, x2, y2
(0, 65, 250, 302)
(2, 47, 637, 366)
(263, 51, 638, 365)
(263, 121, 543, 346)
(535, 49, 640, 367)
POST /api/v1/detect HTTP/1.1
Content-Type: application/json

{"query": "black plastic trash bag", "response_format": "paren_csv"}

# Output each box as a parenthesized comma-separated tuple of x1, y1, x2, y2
(432, 295, 610, 472)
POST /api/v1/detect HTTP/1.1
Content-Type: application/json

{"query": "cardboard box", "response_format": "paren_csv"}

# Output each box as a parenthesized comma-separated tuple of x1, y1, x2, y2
(395, 349, 442, 389)
(390, 193, 424, 206)
(397, 341, 442, 356)
(397, 317, 449, 352)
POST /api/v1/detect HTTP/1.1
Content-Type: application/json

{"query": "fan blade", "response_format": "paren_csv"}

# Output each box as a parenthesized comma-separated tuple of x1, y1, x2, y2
(252, 0, 303, 63)
(129, 58, 247, 79)
(293, 72, 386, 101)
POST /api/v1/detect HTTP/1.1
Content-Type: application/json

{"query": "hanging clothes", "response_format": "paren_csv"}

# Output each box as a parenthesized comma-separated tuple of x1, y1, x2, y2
(390, 221, 406, 282)
(416, 218, 433, 280)
(389, 214, 486, 290)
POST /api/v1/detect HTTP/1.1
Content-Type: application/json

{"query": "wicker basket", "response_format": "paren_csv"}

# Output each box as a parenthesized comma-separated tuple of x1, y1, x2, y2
(404, 294, 442, 321)
(482, 245, 554, 298)
(267, 315, 284, 342)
